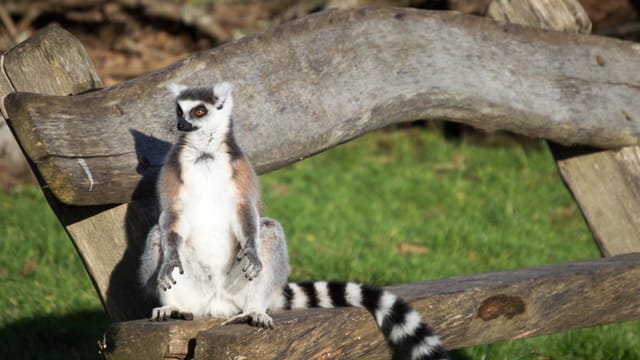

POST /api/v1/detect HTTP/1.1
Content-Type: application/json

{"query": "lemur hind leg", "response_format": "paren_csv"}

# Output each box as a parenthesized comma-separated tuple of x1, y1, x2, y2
(139, 224, 194, 321)
(224, 218, 289, 329)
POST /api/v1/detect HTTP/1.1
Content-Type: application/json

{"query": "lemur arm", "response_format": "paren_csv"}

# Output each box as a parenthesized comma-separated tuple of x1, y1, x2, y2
(157, 208, 188, 290)
(156, 161, 188, 291)
(232, 157, 263, 281)
(234, 200, 262, 280)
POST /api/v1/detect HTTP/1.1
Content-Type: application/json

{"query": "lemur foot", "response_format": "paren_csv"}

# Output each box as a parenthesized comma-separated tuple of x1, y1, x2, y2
(222, 312, 274, 329)
(158, 250, 184, 291)
(150, 306, 193, 321)
(235, 247, 262, 281)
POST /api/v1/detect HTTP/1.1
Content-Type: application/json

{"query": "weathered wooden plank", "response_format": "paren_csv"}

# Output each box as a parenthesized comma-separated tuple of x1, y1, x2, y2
(0, 54, 14, 120)
(0, 23, 103, 188)
(104, 318, 222, 360)
(2, 24, 102, 96)
(486, 0, 640, 256)
(552, 145, 640, 255)
(102, 253, 640, 359)
(0, 22, 101, 188)
(6, 7, 640, 205)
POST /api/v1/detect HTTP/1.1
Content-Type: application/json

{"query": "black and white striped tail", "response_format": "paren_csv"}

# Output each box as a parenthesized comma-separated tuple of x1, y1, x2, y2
(272, 281, 448, 360)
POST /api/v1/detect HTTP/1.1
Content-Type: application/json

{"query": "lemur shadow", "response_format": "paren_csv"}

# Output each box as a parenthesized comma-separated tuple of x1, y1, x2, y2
(104, 129, 172, 321)
(449, 349, 473, 360)
(0, 310, 107, 359)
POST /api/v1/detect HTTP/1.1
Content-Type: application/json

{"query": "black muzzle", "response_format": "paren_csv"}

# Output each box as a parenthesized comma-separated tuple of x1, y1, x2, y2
(177, 118, 197, 132)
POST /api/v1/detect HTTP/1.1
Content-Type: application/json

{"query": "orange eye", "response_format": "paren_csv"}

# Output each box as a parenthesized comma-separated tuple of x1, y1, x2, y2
(192, 106, 207, 117)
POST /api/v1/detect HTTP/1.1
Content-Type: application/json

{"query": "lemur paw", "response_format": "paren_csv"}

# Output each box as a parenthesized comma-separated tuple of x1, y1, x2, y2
(236, 247, 262, 281)
(158, 251, 184, 291)
(222, 312, 274, 329)
(150, 306, 193, 321)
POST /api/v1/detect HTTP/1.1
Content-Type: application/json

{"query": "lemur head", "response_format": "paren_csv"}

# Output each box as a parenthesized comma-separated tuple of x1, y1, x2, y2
(167, 82, 234, 133)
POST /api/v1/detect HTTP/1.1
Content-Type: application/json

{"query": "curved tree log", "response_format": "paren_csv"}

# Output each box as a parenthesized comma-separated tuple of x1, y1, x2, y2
(5, 7, 640, 205)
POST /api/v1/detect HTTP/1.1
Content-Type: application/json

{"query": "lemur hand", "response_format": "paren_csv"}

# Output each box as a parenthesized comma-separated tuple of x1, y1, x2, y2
(158, 250, 184, 291)
(236, 247, 262, 281)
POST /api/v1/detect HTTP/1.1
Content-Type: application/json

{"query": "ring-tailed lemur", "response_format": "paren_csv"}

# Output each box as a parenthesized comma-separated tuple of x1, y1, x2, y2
(138, 82, 448, 360)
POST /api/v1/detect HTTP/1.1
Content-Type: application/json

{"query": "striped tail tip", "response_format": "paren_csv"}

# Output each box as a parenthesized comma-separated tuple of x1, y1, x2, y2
(276, 281, 449, 360)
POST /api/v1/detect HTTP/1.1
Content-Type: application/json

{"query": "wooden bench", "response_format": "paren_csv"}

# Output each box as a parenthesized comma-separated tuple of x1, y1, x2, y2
(2, 1, 640, 358)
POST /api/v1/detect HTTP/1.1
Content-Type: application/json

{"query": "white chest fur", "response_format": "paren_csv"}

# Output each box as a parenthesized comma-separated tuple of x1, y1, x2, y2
(179, 144, 238, 271)
(160, 145, 243, 318)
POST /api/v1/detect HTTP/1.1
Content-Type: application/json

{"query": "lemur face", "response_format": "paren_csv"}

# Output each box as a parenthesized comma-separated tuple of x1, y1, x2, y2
(167, 82, 233, 133)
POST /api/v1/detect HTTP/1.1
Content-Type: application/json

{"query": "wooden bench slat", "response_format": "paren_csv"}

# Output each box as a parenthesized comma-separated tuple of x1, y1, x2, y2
(6, 8, 640, 205)
(103, 253, 640, 359)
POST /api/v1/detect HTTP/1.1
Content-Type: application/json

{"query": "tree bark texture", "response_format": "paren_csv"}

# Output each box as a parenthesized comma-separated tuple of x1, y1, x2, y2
(5, 7, 640, 205)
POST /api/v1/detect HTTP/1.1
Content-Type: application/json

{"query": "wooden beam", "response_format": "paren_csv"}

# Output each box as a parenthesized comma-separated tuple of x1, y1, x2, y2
(104, 318, 222, 360)
(103, 253, 640, 359)
(6, 7, 640, 205)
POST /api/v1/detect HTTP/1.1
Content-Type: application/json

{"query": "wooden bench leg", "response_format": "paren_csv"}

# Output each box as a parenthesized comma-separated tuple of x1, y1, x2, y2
(550, 144, 640, 256)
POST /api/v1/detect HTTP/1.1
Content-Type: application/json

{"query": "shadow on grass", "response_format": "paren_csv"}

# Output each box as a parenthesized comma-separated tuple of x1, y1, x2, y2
(449, 349, 473, 360)
(0, 310, 108, 360)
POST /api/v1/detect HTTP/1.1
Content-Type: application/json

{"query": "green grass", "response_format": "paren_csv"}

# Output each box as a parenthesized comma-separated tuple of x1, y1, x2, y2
(262, 128, 599, 282)
(0, 186, 107, 359)
(1, 126, 639, 359)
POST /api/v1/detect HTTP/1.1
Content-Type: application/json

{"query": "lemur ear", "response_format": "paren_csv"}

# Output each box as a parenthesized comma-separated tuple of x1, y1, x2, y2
(213, 81, 233, 109)
(167, 83, 188, 97)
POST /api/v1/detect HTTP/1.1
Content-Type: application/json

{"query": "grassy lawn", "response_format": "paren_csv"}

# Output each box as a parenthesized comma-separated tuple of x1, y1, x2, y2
(1, 126, 638, 359)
